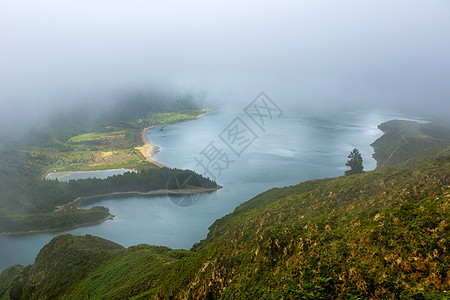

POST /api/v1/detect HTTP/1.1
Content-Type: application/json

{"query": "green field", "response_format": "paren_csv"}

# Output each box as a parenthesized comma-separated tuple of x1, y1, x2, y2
(35, 110, 209, 176)
(136, 110, 208, 127)
(68, 131, 124, 143)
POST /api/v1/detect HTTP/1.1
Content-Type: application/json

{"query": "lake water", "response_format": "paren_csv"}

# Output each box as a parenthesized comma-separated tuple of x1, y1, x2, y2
(0, 109, 423, 272)
(46, 169, 136, 182)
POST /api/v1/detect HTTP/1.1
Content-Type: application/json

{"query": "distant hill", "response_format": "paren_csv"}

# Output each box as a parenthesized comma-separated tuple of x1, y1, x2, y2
(371, 120, 450, 168)
(3, 146, 449, 299)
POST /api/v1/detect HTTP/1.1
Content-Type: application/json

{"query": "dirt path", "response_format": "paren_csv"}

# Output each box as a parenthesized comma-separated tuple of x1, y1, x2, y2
(402, 134, 408, 144)
(380, 134, 408, 168)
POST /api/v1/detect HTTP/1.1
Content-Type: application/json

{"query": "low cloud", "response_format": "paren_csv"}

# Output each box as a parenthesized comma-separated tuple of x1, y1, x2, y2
(1, 0, 449, 128)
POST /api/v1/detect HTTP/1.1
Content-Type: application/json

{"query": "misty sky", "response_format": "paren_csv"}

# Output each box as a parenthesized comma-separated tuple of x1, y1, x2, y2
(1, 0, 449, 123)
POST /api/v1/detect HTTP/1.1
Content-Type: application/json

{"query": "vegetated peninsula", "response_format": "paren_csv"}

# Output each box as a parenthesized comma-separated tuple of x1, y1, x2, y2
(0, 166, 218, 234)
(0, 93, 218, 234)
(1, 120, 449, 299)
(371, 119, 450, 168)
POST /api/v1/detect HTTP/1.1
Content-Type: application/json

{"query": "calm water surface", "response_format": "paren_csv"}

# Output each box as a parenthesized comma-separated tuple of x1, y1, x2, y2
(0, 110, 424, 271)
(46, 169, 135, 181)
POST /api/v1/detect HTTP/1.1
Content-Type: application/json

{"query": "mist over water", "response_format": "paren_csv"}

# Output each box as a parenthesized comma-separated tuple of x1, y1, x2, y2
(1, 0, 450, 129)
(0, 109, 424, 271)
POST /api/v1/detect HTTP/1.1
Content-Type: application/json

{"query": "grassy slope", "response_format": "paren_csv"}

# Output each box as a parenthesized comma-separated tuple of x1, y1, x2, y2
(5, 147, 450, 299)
(0, 265, 23, 300)
(8, 235, 124, 299)
(371, 120, 450, 168)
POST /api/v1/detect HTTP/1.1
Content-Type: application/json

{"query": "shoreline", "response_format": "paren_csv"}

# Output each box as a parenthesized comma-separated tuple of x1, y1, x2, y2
(135, 111, 214, 168)
(45, 168, 136, 181)
(135, 124, 165, 168)
(0, 213, 116, 236)
(54, 186, 223, 212)
(2, 186, 223, 236)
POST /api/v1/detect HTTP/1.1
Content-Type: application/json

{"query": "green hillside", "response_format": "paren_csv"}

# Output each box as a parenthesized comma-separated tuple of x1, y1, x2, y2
(371, 120, 450, 168)
(3, 145, 449, 299)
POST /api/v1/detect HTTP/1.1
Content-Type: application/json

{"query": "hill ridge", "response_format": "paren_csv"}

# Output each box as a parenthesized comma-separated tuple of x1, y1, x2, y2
(2, 146, 449, 299)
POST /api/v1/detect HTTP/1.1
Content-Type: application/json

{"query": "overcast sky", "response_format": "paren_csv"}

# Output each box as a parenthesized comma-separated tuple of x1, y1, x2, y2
(1, 0, 449, 123)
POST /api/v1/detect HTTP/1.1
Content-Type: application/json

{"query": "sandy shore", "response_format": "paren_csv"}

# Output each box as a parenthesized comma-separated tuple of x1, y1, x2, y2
(45, 171, 71, 180)
(135, 111, 212, 168)
(135, 125, 165, 167)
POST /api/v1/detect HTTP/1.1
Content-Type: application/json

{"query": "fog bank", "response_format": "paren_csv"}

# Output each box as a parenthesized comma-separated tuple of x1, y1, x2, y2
(1, 0, 449, 126)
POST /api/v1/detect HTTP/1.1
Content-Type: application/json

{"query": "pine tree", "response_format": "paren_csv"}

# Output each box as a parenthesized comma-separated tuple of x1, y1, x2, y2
(345, 148, 364, 176)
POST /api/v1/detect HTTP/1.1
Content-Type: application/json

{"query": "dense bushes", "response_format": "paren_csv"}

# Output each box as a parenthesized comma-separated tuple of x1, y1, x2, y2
(66, 167, 217, 199)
